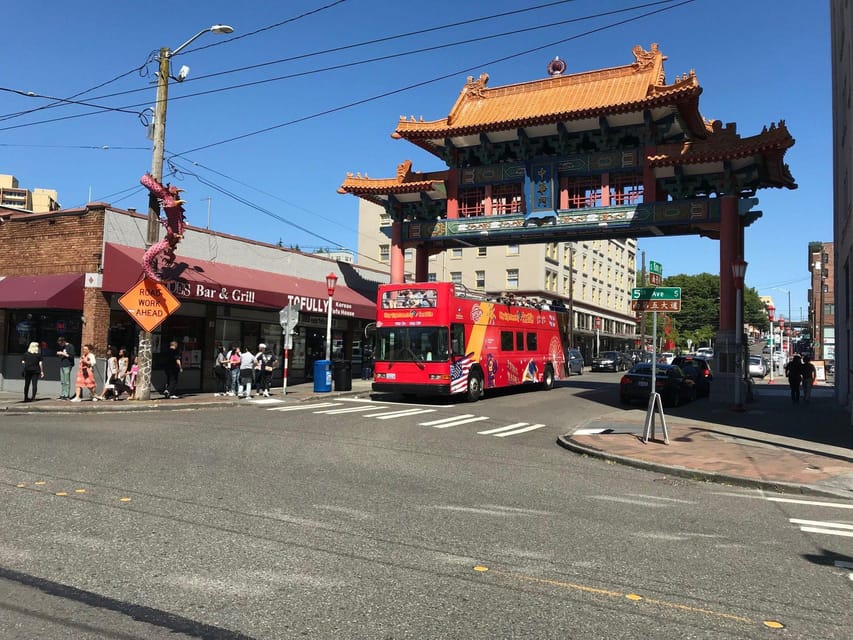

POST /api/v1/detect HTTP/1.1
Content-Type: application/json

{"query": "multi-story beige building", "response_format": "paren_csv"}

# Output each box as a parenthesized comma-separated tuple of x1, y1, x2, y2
(357, 199, 637, 358)
(0, 174, 61, 212)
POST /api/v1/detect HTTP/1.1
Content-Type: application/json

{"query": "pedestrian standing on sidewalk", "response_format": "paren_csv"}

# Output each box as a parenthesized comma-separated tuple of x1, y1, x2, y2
(213, 345, 229, 396)
(784, 353, 804, 404)
(238, 345, 258, 398)
(56, 336, 75, 400)
(71, 344, 98, 402)
(163, 341, 182, 399)
(226, 345, 241, 396)
(21, 341, 44, 402)
(255, 343, 276, 397)
(801, 355, 817, 403)
(96, 347, 118, 400)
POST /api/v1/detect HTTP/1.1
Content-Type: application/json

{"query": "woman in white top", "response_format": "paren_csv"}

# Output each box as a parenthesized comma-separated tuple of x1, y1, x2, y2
(96, 347, 119, 400)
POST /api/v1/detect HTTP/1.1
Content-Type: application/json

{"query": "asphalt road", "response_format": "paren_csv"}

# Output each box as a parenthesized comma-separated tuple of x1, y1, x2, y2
(1, 376, 851, 639)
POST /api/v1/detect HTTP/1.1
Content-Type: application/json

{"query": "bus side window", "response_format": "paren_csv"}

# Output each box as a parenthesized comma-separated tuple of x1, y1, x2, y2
(451, 324, 465, 356)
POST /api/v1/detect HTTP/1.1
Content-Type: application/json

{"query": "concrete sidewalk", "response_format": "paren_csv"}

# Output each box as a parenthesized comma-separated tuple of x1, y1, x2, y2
(559, 380, 853, 499)
(3, 377, 852, 499)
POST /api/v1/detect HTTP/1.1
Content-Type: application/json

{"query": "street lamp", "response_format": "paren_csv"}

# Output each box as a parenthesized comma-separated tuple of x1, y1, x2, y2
(767, 303, 776, 383)
(731, 258, 747, 409)
(134, 24, 233, 401)
(325, 272, 338, 361)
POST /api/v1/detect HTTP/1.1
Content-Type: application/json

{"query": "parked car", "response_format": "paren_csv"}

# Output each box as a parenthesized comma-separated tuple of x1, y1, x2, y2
(671, 355, 713, 397)
(619, 363, 696, 407)
(696, 347, 714, 358)
(565, 348, 585, 376)
(748, 355, 767, 378)
(658, 352, 675, 365)
(591, 351, 627, 372)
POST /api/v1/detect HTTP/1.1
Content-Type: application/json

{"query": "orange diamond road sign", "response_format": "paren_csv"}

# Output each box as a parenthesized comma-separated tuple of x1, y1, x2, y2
(118, 277, 182, 332)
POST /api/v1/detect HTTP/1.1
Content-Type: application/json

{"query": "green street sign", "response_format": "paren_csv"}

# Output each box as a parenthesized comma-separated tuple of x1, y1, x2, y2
(631, 287, 681, 301)
(649, 261, 663, 275)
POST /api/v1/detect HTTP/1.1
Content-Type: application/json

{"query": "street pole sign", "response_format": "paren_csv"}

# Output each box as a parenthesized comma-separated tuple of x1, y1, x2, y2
(279, 305, 300, 396)
(630, 287, 682, 312)
(648, 260, 662, 286)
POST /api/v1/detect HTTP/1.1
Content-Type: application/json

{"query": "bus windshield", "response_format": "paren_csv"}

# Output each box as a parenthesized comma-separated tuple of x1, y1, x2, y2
(376, 326, 449, 363)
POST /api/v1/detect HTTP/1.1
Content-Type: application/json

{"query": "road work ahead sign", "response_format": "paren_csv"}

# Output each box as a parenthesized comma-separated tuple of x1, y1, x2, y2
(119, 277, 182, 332)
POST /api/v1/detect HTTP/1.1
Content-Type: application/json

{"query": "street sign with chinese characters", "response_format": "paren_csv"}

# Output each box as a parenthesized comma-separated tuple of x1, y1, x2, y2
(118, 278, 182, 332)
(647, 261, 663, 285)
(631, 286, 681, 312)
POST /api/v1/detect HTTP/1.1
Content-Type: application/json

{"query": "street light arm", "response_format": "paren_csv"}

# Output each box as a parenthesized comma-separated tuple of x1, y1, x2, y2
(170, 24, 234, 57)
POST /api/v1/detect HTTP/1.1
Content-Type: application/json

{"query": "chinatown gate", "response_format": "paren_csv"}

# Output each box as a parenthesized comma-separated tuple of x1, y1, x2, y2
(339, 44, 796, 404)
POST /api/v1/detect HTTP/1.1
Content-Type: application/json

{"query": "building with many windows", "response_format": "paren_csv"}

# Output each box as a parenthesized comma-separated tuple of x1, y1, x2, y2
(0, 174, 61, 212)
(809, 241, 836, 362)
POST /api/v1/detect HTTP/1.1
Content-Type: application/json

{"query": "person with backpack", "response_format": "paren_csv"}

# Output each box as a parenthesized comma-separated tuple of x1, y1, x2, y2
(784, 353, 804, 404)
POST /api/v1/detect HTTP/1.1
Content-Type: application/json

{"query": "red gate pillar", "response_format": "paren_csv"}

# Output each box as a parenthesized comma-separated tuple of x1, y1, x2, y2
(390, 221, 405, 284)
(719, 195, 742, 332)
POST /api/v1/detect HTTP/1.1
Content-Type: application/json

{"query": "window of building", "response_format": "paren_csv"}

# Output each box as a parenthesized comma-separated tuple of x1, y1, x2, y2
(427, 272, 437, 282)
(507, 244, 520, 256)
(506, 269, 519, 289)
(491, 182, 524, 214)
(458, 186, 486, 217)
(404, 249, 413, 261)
(451, 248, 463, 259)
(450, 271, 463, 285)
(475, 270, 485, 289)
(379, 213, 392, 225)
(610, 172, 644, 205)
(379, 244, 390, 262)
(6, 310, 83, 355)
(566, 176, 602, 209)
(477, 247, 487, 257)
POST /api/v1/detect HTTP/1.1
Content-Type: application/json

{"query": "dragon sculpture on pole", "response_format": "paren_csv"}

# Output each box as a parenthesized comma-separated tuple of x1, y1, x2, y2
(140, 173, 187, 281)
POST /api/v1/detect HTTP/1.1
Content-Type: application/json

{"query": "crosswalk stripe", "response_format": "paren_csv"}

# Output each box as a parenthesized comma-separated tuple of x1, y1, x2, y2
(421, 414, 476, 426)
(493, 423, 546, 437)
(267, 402, 342, 412)
(790, 518, 853, 531)
(478, 423, 528, 435)
(316, 406, 385, 414)
(427, 416, 490, 429)
(367, 408, 437, 419)
(798, 526, 853, 538)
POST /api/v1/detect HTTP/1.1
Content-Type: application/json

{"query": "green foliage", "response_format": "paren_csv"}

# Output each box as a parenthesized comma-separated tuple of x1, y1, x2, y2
(654, 273, 768, 348)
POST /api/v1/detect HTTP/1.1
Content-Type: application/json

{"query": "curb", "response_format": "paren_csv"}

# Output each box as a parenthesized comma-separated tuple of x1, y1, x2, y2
(555, 435, 853, 500)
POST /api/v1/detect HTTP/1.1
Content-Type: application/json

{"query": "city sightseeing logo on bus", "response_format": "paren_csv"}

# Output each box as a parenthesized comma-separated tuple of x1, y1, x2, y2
(471, 305, 483, 323)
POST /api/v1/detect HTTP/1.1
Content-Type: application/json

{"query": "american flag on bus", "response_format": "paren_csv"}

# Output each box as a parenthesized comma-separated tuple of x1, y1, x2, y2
(450, 355, 473, 394)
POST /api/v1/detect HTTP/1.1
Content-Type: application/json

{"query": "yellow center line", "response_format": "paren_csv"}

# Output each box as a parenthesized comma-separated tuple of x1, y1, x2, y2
(476, 566, 781, 628)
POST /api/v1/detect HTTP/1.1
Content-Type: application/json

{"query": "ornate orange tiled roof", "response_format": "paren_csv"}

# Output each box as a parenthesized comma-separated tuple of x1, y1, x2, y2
(393, 44, 704, 141)
(648, 120, 797, 187)
(338, 160, 447, 201)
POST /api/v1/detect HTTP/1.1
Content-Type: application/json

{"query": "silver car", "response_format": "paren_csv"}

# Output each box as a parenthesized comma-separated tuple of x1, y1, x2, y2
(748, 355, 766, 378)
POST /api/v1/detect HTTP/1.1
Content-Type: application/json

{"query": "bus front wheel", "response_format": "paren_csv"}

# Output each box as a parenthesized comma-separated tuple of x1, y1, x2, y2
(465, 370, 483, 402)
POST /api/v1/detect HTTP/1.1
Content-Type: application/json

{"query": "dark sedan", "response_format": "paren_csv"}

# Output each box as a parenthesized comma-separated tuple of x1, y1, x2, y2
(671, 355, 713, 397)
(591, 351, 627, 372)
(619, 363, 696, 407)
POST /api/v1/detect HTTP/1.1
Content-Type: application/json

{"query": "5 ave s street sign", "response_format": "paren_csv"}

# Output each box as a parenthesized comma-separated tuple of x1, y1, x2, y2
(631, 286, 680, 300)
(631, 286, 681, 312)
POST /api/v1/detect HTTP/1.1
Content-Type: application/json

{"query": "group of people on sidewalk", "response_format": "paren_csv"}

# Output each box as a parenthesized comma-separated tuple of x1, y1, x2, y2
(213, 343, 277, 399)
(784, 353, 818, 403)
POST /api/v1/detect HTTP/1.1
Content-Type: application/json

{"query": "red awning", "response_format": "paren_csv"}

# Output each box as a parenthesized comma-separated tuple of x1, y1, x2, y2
(0, 273, 85, 309)
(101, 243, 376, 319)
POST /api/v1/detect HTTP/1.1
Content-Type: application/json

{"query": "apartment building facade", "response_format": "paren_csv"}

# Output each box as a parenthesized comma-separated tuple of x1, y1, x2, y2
(0, 174, 61, 212)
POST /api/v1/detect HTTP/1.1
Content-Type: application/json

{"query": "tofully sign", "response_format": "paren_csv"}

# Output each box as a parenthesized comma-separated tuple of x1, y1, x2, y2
(119, 278, 182, 332)
(631, 286, 681, 312)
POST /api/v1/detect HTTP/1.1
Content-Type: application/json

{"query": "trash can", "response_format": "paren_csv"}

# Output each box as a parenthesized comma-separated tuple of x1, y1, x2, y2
(332, 360, 352, 392)
(313, 359, 332, 392)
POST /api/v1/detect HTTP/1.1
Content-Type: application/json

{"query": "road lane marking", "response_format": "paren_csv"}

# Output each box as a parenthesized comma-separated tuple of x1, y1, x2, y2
(768, 497, 853, 509)
(493, 424, 546, 437)
(421, 414, 477, 426)
(267, 402, 342, 412)
(791, 518, 853, 538)
(478, 423, 528, 435)
(367, 408, 437, 419)
(425, 416, 490, 429)
(315, 406, 385, 414)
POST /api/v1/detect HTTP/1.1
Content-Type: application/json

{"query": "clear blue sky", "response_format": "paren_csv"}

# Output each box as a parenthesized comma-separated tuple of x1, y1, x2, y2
(0, 0, 831, 321)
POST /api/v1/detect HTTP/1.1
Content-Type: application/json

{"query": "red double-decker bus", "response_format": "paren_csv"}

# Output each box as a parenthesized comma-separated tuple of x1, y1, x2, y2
(372, 282, 567, 401)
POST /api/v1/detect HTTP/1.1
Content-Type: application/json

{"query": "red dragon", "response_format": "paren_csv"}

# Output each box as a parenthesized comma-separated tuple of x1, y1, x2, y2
(139, 173, 187, 282)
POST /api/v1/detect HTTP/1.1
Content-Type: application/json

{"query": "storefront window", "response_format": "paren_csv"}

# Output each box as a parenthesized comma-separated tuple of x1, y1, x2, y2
(5, 310, 83, 355)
